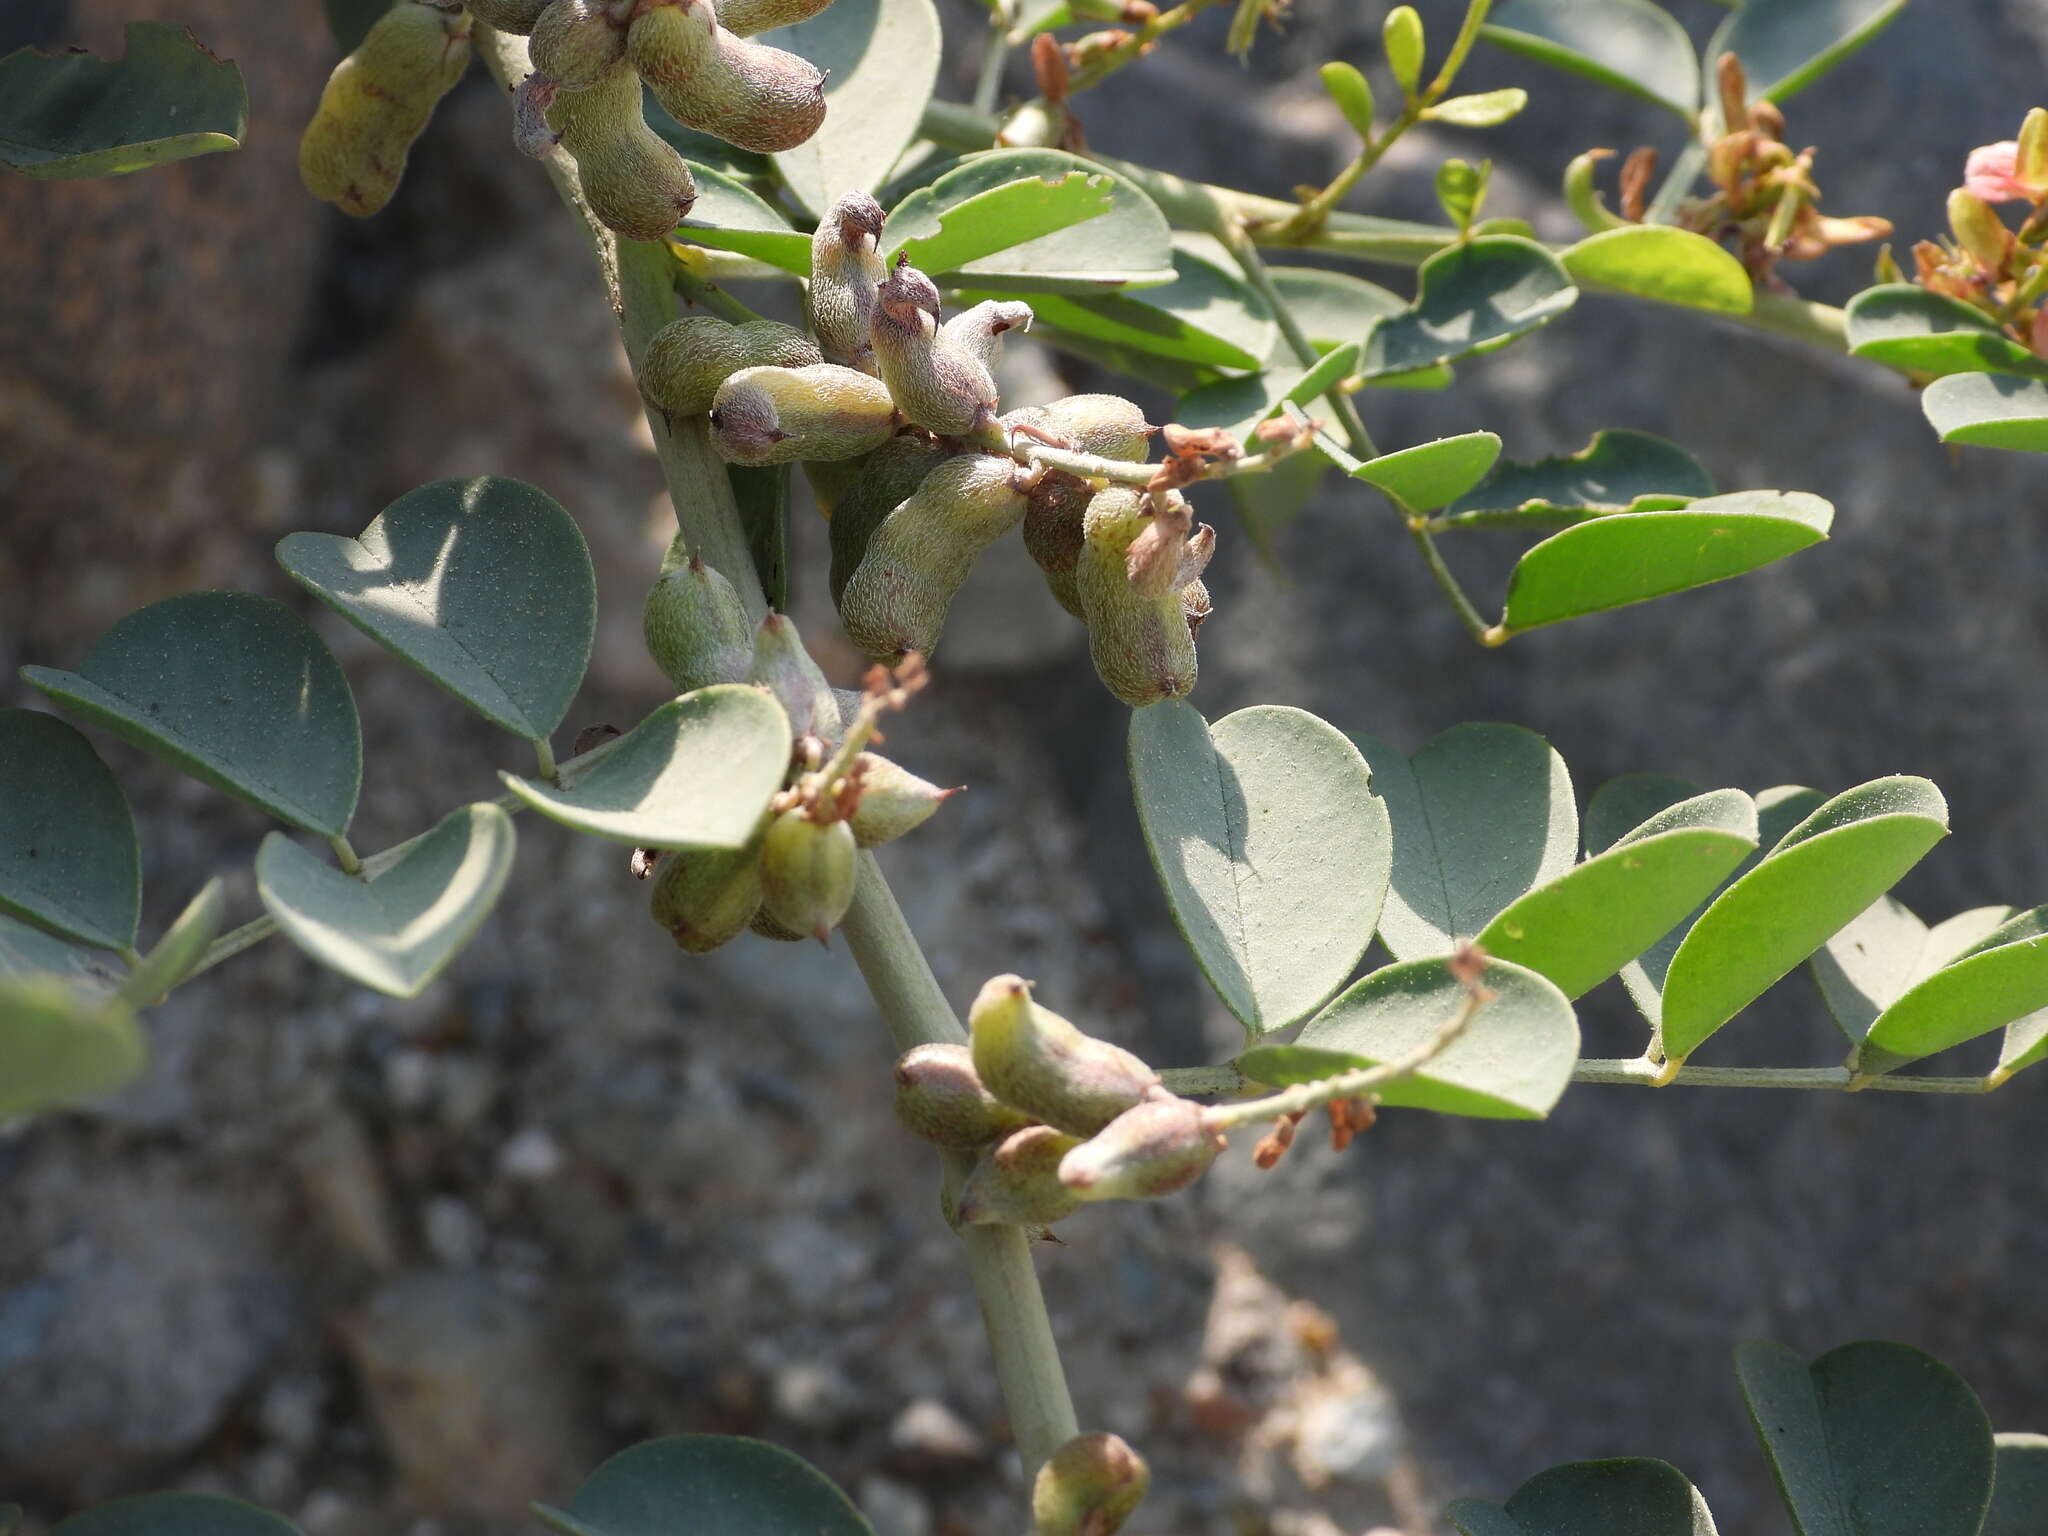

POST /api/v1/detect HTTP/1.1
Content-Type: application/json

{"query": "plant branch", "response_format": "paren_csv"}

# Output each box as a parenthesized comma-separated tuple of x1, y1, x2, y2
(1058, 0, 1231, 91)
(1162, 1056, 2005, 1099)
(1407, 519, 1504, 645)
(1219, 222, 1379, 460)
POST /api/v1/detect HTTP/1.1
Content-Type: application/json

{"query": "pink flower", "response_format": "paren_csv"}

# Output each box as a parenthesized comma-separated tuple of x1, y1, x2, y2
(1965, 141, 2040, 203)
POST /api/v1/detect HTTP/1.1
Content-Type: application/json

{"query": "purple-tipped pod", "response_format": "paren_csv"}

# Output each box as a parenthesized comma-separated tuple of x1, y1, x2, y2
(1058, 1096, 1224, 1203)
(1031, 1431, 1151, 1535)
(955, 1124, 1085, 1227)
(893, 1042, 1035, 1149)
(968, 974, 1159, 1138)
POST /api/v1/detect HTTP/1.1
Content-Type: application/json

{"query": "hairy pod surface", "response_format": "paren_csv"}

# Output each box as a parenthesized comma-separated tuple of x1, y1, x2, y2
(1059, 1097, 1223, 1202)
(968, 975, 1160, 1138)
(466, 0, 552, 33)
(547, 61, 698, 241)
(941, 300, 1036, 369)
(758, 809, 857, 943)
(827, 432, 952, 606)
(847, 752, 958, 848)
(648, 837, 765, 953)
(748, 905, 809, 942)
(893, 1043, 1035, 1149)
(871, 260, 1000, 437)
(807, 192, 889, 373)
(836, 451, 1027, 662)
(1031, 1432, 1151, 1536)
(1076, 488, 1198, 708)
(716, 0, 836, 37)
(710, 364, 899, 465)
(643, 317, 822, 420)
(628, 0, 827, 154)
(746, 611, 840, 741)
(1011, 393, 1153, 615)
(299, 1, 473, 217)
(529, 0, 627, 90)
(956, 1125, 1086, 1227)
(643, 554, 754, 692)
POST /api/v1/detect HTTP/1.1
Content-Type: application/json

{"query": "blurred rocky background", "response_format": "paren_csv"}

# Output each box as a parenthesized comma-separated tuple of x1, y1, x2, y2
(3, 1, 2046, 1533)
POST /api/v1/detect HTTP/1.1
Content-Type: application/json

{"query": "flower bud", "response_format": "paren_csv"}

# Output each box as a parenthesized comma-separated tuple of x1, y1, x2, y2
(1948, 187, 2013, 275)
(758, 808, 857, 944)
(968, 975, 1159, 1137)
(872, 257, 1001, 437)
(828, 432, 952, 606)
(1058, 1096, 1223, 1202)
(807, 192, 889, 374)
(747, 611, 841, 740)
(847, 752, 960, 847)
(468, 0, 551, 33)
(956, 1125, 1085, 1227)
(893, 1042, 1035, 1149)
(299, 0, 473, 217)
(644, 553, 754, 692)
(547, 61, 698, 241)
(940, 300, 1036, 370)
(710, 364, 900, 465)
(628, 0, 827, 155)
(716, 0, 837, 38)
(529, 0, 626, 90)
(1031, 1432, 1150, 1536)
(1076, 488, 1198, 708)
(649, 837, 765, 953)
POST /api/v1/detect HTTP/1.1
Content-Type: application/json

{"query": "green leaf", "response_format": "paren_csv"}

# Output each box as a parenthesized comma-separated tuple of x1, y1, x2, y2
(1426, 89, 1528, 128)
(1922, 371, 2048, 452)
(53, 1494, 302, 1536)
(1657, 778, 1949, 1060)
(1993, 1012, 2048, 1087)
(1130, 702, 1389, 1036)
(1267, 265, 1408, 348)
(1986, 1433, 2048, 1536)
(729, 464, 790, 612)
(1384, 6, 1426, 94)
(883, 149, 1174, 292)
(673, 162, 811, 275)
(119, 879, 224, 1008)
(1435, 158, 1491, 232)
(1478, 790, 1758, 1000)
(1481, 0, 1700, 117)
(1250, 954, 1579, 1119)
(502, 686, 789, 849)
(1500, 491, 1832, 634)
(23, 593, 363, 839)
(1854, 907, 2048, 1073)
(0, 709, 140, 952)
(1437, 429, 1713, 530)
(1361, 237, 1577, 378)
(1450, 1458, 1719, 1536)
(0, 975, 145, 1122)
(256, 804, 516, 999)
(542, 1435, 874, 1536)
(1321, 61, 1377, 137)
(1585, 773, 1706, 857)
(1845, 285, 2048, 380)
(1175, 342, 1362, 444)
(277, 477, 596, 745)
(0, 911, 124, 995)
(888, 168, 1113, 277)
(1562, 227, 1753, 315)
(1350, 432, 1501, 513)
(0, 22, 247, 179)
(1354, 724, 1577, 961)
(1736, 1339, 1993, 1536)
(1811, 897, 2013, 1044)
(1705, 0, 1908, 106)
(772, 0, 941, 218)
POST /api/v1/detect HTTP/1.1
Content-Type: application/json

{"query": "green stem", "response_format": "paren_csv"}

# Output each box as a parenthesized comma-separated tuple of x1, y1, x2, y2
(1423, 0, 1494, 104)
(1220, 223, 1379, 459)
(533, 737, 559, 784)
(328, 835, 363, 875)
(1166, 1058, 2000, 1096)
(972, 12, 1010, 116)
(1407, 519, 1503, 645)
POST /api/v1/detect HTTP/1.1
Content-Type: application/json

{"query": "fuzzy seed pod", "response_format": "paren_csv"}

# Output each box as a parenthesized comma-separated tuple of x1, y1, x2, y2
(1076, 487, 1198, 709)
(956, 1125, 1086, 1228)
(968, 974, 1160, 1138)
(643, 554, 753, 693)
(893, 1043, 1035, 1150)
(716, 0, 836, 37)
(871, 258, 1001, 437)
(710, 364, 899, 465)
(628, 0, 827, 155)
(747, 611, 840, 740)
(1010, 393, 1154, 617)
(807, 192, 889, 373)
(1031, 1433, 1151, 1536)
(649, 838, 765, 953)
(836, 451, 1028, 662)
(1059, 1097, 1223, 1202)
(467, 0, 552, 33)
(758, 808, 857, 943)
(299, 1, 474, 217)
(738, 318, 825, 371)
(529, 0, 626, 90)
(642, 317, 822, 420)
(827, 432, 952, 605)
(940, 300, 1035, 370)
(748, 905, 809, 942)
(848, 752, 959, 847)
(1179, 576, 1213, 639)
(547, 61, 698, 241)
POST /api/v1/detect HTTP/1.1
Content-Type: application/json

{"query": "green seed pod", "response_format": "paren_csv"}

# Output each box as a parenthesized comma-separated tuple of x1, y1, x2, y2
(529, 0, 626, 90)
(710, 364, 899, 466)
(642, 315, 746, 419)
(956, 1125, 1085, 1228)
(1058, 1097, 1223, 1203)
(737, 319, 824, 371)
(940, 299, 1034, 369)
(893, 1042, 1035, 1150)
(1031, 1433, 1151, 1536)
(1076, 488, 1197, 709)
(467, 0, 551, 34)
(716, 0, 836, 38)
(827, 432, 951, 605)
(848, 752, 960, 848)
(628, 0, 827, 155)
(299, 1, 474, 218)
(871, 258, 1000, 438)
(836, 451, 1029, 662)
(547, 61, 698, 242)
(758, 808, 858, 943)
(807, 192, 888, 373)
(748, 905, 809, 943)
(968, 974, 1159, 1138)
(649, 838, 765, 953)
(1010, 393, 1153, 616)
(747, 611, 841, 740)
(643, 553, 753, 692)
